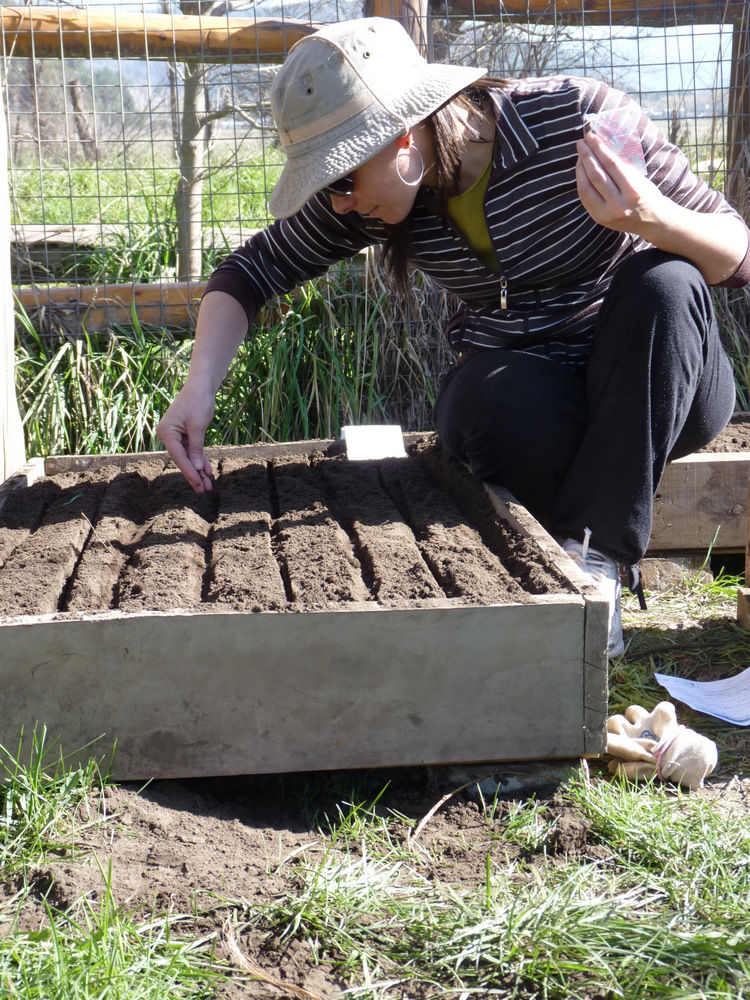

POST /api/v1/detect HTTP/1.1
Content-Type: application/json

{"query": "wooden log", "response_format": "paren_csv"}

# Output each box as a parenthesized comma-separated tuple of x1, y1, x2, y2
(16, 281, 207, 332)
(0, 86, 25, 483)
(436, 0, 746, 27)
(0, 7, 315, 63)
(738, 588, 750, 626)
(14, 259, 368, 333)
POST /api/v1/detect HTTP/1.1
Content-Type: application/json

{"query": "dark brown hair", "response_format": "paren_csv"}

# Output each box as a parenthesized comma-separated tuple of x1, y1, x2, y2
(380, 77, 508, 296)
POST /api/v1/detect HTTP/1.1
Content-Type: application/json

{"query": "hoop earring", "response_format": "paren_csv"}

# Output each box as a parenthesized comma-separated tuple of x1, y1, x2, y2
(396, 142, 424, 187)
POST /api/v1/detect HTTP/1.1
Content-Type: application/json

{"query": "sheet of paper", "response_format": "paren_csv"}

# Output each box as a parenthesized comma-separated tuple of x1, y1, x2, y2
(342, 425, 406, 461)
(654, 666, 750, 726)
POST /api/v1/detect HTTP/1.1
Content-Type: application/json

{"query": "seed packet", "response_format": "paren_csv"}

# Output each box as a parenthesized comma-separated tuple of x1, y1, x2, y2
(583, 104, 647, 175)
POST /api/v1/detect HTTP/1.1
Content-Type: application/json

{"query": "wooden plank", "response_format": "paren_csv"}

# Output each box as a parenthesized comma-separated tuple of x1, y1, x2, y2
(0, 7, 315, 63)
(440, 0, 746, 26)
(16, 281, 207, 331)
(0, 457, 44, 513)
(651, 452, 750, 553)
(12, 224, 129, 247)
(0, 600, 594, 780)
(11, 226, 258, 286)
(484, 483, 608, 752)
(40, 437, 347, 475)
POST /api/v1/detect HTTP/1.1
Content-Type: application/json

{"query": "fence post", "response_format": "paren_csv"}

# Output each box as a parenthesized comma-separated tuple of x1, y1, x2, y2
(0, 85, 25, 482)
(726, 13, 749, 215)
(364, 0, 432, 58)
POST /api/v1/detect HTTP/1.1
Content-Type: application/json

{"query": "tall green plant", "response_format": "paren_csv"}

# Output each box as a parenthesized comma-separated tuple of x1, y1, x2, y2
(13, 264, 451, 457)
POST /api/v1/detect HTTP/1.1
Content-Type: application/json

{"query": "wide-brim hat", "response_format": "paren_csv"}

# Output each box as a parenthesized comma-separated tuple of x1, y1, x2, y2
(268, 17, 486, 218)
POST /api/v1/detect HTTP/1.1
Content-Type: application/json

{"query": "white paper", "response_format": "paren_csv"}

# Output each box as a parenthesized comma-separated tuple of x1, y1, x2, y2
(654, 666, 750, 726)
(342, 425, 406, 461)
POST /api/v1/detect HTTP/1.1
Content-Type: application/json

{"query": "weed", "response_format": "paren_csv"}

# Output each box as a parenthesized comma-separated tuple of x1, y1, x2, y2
(0, 727, 108, 879)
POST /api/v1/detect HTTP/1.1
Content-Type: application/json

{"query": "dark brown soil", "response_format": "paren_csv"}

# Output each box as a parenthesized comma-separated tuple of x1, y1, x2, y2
(0, 435, 571, 620)
(697, 411, 750, 452)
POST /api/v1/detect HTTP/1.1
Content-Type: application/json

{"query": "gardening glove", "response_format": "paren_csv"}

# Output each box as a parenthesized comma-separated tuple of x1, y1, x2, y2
(606, 701, 718, 791)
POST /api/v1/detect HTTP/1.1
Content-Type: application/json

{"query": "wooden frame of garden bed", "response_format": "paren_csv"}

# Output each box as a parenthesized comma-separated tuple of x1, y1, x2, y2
(0, 440, 609, 781)
(651, 451, 750, 555)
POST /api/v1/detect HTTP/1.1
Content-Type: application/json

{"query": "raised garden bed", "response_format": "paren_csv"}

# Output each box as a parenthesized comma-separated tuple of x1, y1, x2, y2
(0, 435, 608, 780)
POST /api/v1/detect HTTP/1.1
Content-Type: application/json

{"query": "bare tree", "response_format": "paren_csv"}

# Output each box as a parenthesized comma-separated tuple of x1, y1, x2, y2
(168, 0, 263, 282)
(69, 78, 98, 162)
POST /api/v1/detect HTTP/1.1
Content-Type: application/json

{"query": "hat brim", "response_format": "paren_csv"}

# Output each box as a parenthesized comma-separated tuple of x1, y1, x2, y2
(269, 62, 487, 219)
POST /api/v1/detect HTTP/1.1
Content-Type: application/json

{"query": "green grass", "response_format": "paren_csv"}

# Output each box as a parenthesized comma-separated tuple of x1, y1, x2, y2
(220, 575, 750, 999)
(11, 160, 279, 232)
(0, 875, 223, 999)
(14, 307, 194, 457)
(230, 779, 749, 999)
(11, 158, 282, 283)
(0, 736, 223, 999)
(0, 728, 108, 880)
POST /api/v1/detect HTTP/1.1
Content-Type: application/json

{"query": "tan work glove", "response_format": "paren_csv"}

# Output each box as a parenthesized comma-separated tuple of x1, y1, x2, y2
(606, 702, 718, 791)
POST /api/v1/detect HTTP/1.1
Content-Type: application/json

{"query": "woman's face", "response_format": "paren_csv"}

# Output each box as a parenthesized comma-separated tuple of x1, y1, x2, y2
(328, 137, 422, 225)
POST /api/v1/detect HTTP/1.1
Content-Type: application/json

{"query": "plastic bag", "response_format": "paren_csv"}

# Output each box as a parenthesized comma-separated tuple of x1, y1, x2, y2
(583, 104, 647, 175)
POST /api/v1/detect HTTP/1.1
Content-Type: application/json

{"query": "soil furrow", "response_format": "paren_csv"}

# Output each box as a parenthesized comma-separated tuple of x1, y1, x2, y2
(0, 470, 113, 616)
(411, 437, 570, 594)
(379, 458, 529, 604)
(0, 437, 572, 618)
(0, 477, 58, 571)
(317, 457, 443, 605)
(206, 456, 287, 611)
(117, 469, 213, 611)
(65, 461, 165, 612)
(271, 454, 372, 608)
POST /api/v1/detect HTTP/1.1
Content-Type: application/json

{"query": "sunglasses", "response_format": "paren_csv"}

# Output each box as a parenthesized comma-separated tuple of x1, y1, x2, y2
(322, 174, 355, 197)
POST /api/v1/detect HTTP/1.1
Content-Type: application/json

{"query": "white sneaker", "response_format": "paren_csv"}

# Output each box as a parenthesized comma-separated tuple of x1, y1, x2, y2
(563, 530, 625, 658)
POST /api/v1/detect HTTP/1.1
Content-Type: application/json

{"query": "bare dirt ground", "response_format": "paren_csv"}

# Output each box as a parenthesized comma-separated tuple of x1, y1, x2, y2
(2, 423, 750, 998)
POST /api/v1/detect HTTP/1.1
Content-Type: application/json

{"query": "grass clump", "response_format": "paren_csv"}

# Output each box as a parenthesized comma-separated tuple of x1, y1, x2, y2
(0, 881, 222, 999)
(0, 736, 226, 999)
(15, 259, 451, 457)
(0, 728, 107, 880)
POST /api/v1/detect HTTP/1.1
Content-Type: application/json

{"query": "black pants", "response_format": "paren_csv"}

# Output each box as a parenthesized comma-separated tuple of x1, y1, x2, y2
(434, 249, 736, 567)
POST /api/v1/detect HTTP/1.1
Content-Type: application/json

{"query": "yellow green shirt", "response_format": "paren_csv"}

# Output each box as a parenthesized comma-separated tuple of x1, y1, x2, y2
(446, 153, 498, 272)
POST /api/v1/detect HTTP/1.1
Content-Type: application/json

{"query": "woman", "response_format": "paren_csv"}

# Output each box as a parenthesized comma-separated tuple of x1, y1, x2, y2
(156, 17, 750, 657)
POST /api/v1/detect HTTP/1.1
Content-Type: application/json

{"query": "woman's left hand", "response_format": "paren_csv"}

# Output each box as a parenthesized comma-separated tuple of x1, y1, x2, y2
(575, 128, 749, 285)
(575, 130, 664, 238)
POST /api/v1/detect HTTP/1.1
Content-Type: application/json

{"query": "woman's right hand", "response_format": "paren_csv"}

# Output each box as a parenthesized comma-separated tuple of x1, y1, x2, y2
(156, 290, 250, 493)
(156, 381, 217, 493)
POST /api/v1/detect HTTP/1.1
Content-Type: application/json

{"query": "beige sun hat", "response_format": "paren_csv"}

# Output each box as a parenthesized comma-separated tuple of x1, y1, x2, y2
(268, 17, 486, 218)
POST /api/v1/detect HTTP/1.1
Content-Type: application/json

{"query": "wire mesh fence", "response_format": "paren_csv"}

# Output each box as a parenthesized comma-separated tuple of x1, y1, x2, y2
(2, 0, 749, 450)
(3, 2, 747, 302)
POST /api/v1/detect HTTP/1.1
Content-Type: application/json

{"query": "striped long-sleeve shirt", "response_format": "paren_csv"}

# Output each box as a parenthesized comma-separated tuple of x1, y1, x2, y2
(206, 75, 750, 367)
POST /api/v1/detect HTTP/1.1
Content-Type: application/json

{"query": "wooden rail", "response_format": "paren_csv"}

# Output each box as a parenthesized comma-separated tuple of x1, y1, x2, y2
(0, 2, 744, 66)
(0, 7, 315, 63)
(15, 282, 207, 332)
(442, 0, 746, 26)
